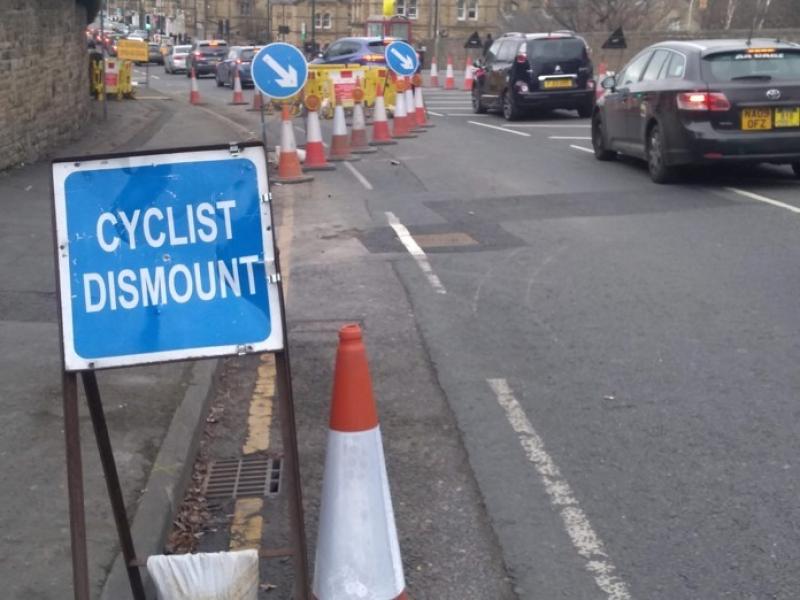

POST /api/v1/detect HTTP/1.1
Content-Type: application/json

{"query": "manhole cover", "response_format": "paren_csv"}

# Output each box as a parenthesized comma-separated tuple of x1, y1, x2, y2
(203, 454, 281, 503)
(413, 232, 479, 248)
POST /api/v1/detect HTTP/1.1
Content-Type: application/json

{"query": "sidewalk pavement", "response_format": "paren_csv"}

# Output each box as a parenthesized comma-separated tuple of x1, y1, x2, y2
(0, 96, 255, 599)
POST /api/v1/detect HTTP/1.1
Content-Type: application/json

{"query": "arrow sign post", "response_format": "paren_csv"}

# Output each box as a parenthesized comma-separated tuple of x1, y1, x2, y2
(252, 42, 308, 99)
(385, 40, 419, 77)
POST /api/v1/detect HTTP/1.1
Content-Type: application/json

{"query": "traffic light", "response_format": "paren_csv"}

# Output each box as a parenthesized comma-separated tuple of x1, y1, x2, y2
(145, 14, 151, 30)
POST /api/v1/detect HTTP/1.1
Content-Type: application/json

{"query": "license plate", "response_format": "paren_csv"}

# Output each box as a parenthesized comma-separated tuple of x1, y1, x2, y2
(741, 108, 772, 131)
(774, 107, 800, 128)
(543, 78, 573, 89)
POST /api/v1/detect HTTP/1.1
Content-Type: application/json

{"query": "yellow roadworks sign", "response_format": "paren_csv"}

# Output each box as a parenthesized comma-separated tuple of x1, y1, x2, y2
(117, 39, 148, 62)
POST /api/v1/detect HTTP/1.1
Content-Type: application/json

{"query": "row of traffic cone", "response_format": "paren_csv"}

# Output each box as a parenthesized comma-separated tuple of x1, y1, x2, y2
(428, 55, 473, 90)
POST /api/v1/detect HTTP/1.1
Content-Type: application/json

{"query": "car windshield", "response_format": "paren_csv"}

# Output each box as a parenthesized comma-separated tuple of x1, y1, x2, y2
(240, 49, 256, 61)
(703, 49, 800, 82)
(367, 41, 388, 55)
(527, 38, 586, 62)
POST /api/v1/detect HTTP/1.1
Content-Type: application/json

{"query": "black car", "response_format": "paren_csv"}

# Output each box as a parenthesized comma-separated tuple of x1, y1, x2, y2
(185, 39, 228, 77)
(472, 31, 595, 120)
(216, 46, 260, 87)
(592, 38, 800, 183)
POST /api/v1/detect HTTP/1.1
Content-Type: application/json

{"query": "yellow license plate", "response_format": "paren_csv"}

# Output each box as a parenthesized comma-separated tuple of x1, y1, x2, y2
(774, 107, 800, 128)
(741, 108, 772, 131)
(543, 78, 573, 89)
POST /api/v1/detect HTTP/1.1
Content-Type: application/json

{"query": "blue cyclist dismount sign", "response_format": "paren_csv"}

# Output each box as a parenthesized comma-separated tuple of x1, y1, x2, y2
(252, 42, 308, 99)
(385, 41, 419, 77)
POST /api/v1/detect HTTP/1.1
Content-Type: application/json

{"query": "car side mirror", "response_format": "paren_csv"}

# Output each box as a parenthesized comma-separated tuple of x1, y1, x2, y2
(601, 75, 616, 91)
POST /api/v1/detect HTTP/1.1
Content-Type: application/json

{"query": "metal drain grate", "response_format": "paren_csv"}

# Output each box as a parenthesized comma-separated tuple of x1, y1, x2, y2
(203, 454, 282, 502)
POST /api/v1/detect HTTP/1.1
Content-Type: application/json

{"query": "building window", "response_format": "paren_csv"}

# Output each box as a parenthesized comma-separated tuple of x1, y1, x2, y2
(457, 0, 466, 20)
(407, 0, 417, 19)
(396, 0, 405, 15)
(239, 0, 252, 16)
(315, 12, 322, 28)
(323, 12, 332, 29)
(467, 0, 478, 20)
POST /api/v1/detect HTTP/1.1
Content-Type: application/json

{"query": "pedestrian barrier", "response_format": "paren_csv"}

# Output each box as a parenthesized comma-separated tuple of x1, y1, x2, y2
(91, 58, 134, 99)
(313, 324, 408, 600)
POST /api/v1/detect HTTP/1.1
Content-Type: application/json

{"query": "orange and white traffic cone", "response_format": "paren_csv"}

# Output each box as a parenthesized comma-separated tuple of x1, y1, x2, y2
(302, 95, 335, 171)
(370, 82, 397, 146)
(328, 101, 359, 161)
(350, 88, 376, 154)
(444, 55, 455, 90)
(274, 104, 313, 184)
(247, 90, 264, 112)
(229, 64, 247, 105)
(313, 324, 409, 600)
(414, 80, 433, 128)
(392, 80, 417, 139)
(463, 56, 474, 91)
(429, 57, 439, 87)
(404, 81, 424, 133)
(189, 66, 202, 105)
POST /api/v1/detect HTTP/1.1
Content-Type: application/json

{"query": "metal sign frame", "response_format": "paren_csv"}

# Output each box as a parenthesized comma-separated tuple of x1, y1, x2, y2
(51, 142, 310, 600)
(52, 145, 284, 371)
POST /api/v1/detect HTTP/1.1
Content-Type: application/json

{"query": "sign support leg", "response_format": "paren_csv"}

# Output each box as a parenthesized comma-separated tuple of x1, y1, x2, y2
(82, 371, 146, 600)
(63, 371, 91, 600)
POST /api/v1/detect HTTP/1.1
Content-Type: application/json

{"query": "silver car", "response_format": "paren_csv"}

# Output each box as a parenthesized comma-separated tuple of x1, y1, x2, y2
(165, 45, 192, 74)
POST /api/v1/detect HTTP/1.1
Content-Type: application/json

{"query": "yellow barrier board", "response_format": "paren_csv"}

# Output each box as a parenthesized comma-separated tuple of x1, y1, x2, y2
(117, 39, 148, 62)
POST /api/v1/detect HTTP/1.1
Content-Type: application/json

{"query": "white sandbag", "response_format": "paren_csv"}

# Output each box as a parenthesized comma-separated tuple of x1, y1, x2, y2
(147, 550, 259, 600)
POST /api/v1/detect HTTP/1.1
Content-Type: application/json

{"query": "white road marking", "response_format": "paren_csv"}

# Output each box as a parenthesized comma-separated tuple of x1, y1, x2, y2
(725, 187, 800, 214)
(344, 161, 373, 190)
(427, 110, 444, 116)
(448, 113, 488, 117)
(550, 136, 591, 140)
(487, 378, 633, 600)
(385, 212, 446, 294)
(505, 123, 590, 128)
(152, 75, 160, 80)
(570, 144, 594, 153)
(469, 121, 531, 137)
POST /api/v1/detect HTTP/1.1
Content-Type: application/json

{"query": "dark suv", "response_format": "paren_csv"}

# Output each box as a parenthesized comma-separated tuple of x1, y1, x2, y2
(472, 32, 595, 120)
(185, 39, 228, 77)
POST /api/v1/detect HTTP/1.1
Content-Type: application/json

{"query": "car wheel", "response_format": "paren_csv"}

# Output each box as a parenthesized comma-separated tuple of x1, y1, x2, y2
(792, 163, 800, 178)
(502, 91, 521, 121)
(591, 113, 616, 161)
(577, 100, 593, 119)
(647, 124, 677, 184)
(472, 86, 487, 114)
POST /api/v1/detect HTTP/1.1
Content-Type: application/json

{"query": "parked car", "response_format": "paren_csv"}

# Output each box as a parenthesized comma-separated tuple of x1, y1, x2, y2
(186, 40, 229, 77)
(165, 44, 192, 74)
(310, 37, 398, 67)
(216, 46, 260, 87)
(472, 31, 596, 120)
(148, 43, 163, 64)
(592, 38, 800, 183)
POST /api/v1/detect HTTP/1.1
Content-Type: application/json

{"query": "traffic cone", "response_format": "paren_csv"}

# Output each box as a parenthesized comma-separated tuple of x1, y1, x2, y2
(404, 83, 424, 133)
(328, 101, 359, 162)
(247, 90, 264, 112)
(463, 56, 474, 91)
(229, 64, 247, 105)
(392, 80, 417, 139)
(370, 82, 397, 146)
(189, 66, 202, 105)
(350, 93, 377, 154)
(429, 57, 439, 87)
(444, 55, 455, 90)
(313, 324, 408, 600)
(274, 104, 313, 184)
(414, 84, 433, 128)
(302, 96, 335, 171)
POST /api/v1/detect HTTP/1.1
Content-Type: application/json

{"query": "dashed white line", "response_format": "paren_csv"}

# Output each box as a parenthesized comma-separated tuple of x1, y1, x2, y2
(427, 110, 444, 116)
(468, 121, 531, 137)
(505, 123, 590, 128)
(487, 378, 633, 600)
(570, 144, 594, 153)
(448, 113, 488, 117)
(725, 187, 800, 214)
(385, 211, 446, 294)
(344, 161, 373, 190)
(550, 136, 591, 140)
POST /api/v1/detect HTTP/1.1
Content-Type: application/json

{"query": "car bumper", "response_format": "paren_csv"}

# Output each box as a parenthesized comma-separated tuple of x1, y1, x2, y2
(515, 89, 594, 109)
(194, 63, 219, 75)
(672, 122, 800, 165)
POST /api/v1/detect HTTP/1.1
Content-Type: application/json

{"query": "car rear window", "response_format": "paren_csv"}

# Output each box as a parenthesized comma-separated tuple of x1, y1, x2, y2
(175, 45, 191, 54)
(702, 49, 800, 82)
(527, 38, 587, 62)
(367, 41, 387, 55)
(199, 42, 228, 51)
(240, 49, 256, 61)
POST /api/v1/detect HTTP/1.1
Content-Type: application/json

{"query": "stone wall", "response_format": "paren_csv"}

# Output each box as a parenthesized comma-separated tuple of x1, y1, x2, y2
(0, 1, 90, 171)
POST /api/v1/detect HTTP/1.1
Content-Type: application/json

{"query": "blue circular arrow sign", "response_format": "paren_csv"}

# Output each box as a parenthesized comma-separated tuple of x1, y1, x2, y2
(385, 41, 419, 77)
(252, 43, 308, 100)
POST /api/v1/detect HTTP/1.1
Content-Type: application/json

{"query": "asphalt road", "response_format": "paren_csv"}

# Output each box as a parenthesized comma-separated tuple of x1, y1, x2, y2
(142, 67, 800, 599)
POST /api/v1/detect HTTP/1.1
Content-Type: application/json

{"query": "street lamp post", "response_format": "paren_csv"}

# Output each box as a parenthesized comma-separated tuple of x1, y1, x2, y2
(311, 0, 316, 55)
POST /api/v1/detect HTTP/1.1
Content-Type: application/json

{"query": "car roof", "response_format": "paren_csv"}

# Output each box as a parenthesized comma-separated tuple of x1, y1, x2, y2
(333, 36, 399, 43)
(196, 39, 228, 44)
(501, 31, 580, 40)
(651, 38, 800, 56)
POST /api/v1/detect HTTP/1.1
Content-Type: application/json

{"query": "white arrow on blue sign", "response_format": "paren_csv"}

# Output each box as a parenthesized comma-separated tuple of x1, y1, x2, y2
(385, 41, 419, 77)
(252, 42, 308, 99)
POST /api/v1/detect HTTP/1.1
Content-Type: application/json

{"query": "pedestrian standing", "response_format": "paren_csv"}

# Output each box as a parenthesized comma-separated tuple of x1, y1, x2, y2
(483, 32, 494, 55)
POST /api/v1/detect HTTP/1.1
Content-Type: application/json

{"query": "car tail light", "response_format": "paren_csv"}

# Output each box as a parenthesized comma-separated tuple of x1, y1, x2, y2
(676, 91, 731, 111)
(587, 78, 596, 90)
(236, 58, 242, 64)
(516, 54, 527, 64)
(194, 51, 203, 57)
